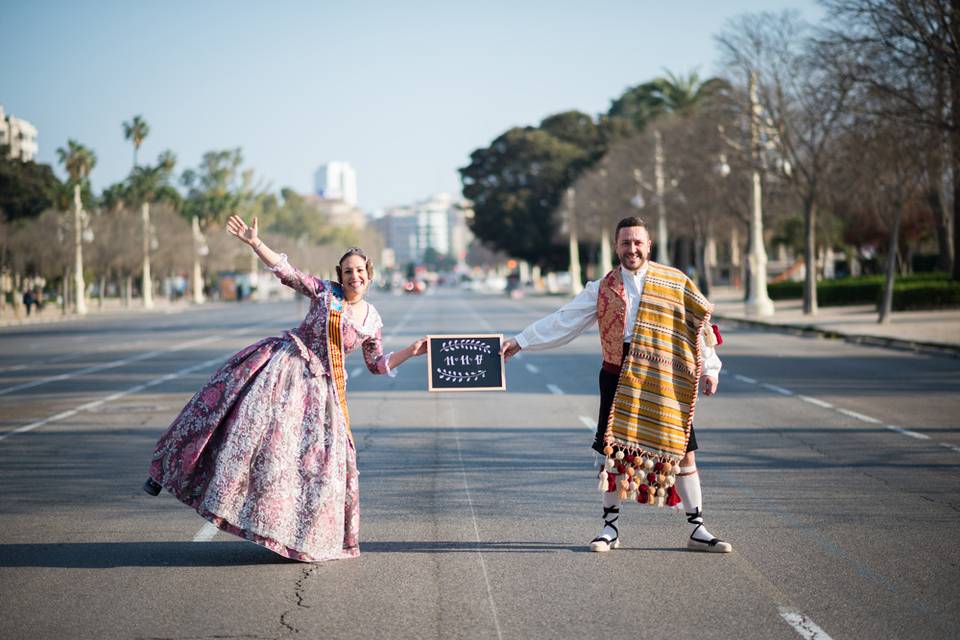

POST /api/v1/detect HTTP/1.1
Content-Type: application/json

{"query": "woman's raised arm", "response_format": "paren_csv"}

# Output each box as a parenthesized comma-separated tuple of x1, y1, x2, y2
(226, 215, 284, 268)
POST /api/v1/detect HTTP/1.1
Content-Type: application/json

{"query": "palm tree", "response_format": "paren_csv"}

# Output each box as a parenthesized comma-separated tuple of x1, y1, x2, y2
(610, 71, 728, 264)
(610, 70, 728, 129)
(56, 139, 97, 315)
(56, 139, 97, 183)
(123, 115, 150, 169)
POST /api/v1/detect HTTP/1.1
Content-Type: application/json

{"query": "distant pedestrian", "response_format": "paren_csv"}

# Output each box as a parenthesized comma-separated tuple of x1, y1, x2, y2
(501, 216, 732, 553)
(22, 290, 35, 316)
(144, 214, 428, 562)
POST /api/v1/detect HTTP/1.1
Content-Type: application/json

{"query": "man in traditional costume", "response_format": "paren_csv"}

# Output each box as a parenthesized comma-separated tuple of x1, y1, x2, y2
(501, 216, 732, 553)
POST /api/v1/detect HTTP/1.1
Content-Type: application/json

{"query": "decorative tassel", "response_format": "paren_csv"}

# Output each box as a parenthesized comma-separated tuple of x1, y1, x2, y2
(666, 485, 682, 507)
(598, 470, 608, 492)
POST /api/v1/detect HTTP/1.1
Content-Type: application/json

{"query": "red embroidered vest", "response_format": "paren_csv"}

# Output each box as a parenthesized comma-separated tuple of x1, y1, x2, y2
(596, 268, 628, 367)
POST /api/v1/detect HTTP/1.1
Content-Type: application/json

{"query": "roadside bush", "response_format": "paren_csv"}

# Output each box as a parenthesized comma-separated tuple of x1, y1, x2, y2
(766, 273, 958, 310)
(892, 280, 960, 311)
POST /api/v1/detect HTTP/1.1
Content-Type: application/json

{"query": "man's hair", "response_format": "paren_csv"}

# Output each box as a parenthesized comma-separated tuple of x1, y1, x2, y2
(615, 216, 648, 238)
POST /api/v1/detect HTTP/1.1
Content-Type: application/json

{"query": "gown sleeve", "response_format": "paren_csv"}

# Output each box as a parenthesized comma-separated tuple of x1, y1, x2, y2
(270, 254, 326, 299)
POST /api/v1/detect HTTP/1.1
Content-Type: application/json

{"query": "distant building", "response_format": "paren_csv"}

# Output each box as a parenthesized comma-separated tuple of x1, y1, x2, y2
(303, 194, 367, 229)
(313, 161, 358, 206)
(372, 193, 473, 268)
(0, 104, 38, 162)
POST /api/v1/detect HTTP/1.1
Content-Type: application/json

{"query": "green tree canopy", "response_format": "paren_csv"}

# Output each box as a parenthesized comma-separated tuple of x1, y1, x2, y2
(180, 148, 247, 229)
(460, 125, 591, 268)
(0, 148, 63, 221)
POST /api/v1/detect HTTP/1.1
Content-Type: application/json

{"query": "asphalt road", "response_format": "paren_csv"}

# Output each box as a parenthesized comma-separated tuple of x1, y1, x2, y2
(1, 288, 958, 640)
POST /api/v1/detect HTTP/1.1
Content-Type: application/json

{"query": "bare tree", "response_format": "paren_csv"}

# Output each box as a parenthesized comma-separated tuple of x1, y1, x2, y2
(718, 11, 856, 314)
(820, 0, 960, 278)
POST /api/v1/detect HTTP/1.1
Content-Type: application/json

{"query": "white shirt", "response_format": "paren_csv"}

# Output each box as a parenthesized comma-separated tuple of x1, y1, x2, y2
(515, 265, 722, 377)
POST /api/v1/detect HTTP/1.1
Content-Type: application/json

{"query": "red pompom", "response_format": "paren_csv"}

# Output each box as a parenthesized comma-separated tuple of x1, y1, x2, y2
(606, 475, 617, 492)
(712, 323, 723, 346)
(647, 472, 657, 484)
(625, 454, 636, 463)
(654, 461, 664, 472)
(639, 484, 648, 493)
(616, 463, 626, 474)
(667, 486, 682, 507)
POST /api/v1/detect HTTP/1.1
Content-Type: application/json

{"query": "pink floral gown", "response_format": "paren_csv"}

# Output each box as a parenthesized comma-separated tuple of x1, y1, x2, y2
(148, 254, 393, 562)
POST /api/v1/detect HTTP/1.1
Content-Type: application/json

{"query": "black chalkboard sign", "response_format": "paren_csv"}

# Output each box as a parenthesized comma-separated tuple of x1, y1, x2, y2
(427, 334, 506, 392)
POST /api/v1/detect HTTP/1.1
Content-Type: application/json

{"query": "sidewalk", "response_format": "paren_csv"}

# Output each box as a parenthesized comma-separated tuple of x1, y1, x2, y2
(710, 285, 960, 357)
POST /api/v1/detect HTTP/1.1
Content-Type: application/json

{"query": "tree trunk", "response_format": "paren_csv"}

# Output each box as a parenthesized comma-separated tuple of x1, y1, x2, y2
(124, 274, 133, 307)
(803, 198, 818, 315)
(952, 126, 960, 281)
(61, 269, 69, 315)
(879, 200, 904, 324)
(98, 275, 105, 309)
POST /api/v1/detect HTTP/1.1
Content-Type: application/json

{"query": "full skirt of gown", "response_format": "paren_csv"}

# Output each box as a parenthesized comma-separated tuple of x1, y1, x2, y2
(148, 335, 359, 562)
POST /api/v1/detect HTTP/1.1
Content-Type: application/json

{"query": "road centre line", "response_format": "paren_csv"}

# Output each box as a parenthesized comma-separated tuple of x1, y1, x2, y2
(0, 326, 260, 397)
(734, 374, 757, 384)
(193, 522, 220, 542)
(799, 395, 834, 409)
(0, 354, 225, 443)
(778, 608, 834, 640)
(453, 430, 504, 640)
(546, 383, 564, 395)
(836, 408, 882, 424)
(886, 425, 930, 440)
(732, 371, 955, 453)
(578, 415, 594, 430)
(524, 363, 539, 374)
(760, 382, 794, 396)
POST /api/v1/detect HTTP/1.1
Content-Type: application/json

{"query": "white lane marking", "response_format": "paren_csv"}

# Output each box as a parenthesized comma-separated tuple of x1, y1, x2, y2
(0, 329, 248, 397)
(454, 431, 504, 640)
(778, 608, 834, 640)
(799, 395, 833, 409)
(0, 355, 224, 443)
(350, 367, 362, 378)
(524, 363, 539, 374)
(761, 382, 794, 396)
(734, 374, 757, 384)
(837, 408, 881, 424)
(579, 415, 595, 430)
(886, 425, 930, 440)
(192, 522, 220, 542)
(939, 442, 960, 454)
(546, 384, 564, 395)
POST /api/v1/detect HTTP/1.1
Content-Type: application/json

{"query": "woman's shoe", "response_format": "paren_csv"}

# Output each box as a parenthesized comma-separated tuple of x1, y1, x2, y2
(143, 478, 162, 496)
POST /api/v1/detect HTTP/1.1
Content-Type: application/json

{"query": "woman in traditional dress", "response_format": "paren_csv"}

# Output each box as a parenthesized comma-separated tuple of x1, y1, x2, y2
(143, 214, 427, 562)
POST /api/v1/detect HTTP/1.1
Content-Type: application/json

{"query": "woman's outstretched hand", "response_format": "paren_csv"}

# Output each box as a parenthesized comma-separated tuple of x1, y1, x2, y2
(226, 215, 259, 247)
(409, 337, 428, 357)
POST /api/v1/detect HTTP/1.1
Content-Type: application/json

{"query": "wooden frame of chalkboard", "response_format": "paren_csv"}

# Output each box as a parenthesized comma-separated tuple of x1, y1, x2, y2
(426, 334, 506, 392)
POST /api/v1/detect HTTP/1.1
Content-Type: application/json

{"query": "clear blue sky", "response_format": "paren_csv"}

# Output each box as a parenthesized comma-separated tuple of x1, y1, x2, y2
(4, 0, 823, 212)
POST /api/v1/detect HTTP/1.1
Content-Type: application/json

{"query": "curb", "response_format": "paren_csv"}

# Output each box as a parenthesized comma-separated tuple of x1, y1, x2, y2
(713, 313, 960, 359)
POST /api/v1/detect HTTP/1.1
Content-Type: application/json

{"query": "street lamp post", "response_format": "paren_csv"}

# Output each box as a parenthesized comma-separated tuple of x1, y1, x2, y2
(73, 184, 88, 315)
(191, 215, 206, 304)
(142, 202, 154, 309)
(653, 130, 669, 265)
(565, 187, 583, 295)
(745, 70, 774, 317)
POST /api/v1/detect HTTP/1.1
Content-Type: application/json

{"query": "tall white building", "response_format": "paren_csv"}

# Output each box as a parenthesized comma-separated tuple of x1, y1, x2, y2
(372, 193, 473, 268)
(0, 105, 38, 162)
(313, 161, 358, 206)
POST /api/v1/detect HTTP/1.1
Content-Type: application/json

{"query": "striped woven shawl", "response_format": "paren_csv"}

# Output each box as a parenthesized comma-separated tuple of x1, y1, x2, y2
(604, 263, 713, 464)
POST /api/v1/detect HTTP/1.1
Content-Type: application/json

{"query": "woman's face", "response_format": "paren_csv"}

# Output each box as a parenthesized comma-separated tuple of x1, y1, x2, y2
(340, 254, 369, 299)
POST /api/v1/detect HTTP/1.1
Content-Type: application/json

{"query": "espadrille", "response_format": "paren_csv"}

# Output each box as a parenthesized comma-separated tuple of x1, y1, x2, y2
(589, 505, 620, 552)
(687, 536, 732, 553)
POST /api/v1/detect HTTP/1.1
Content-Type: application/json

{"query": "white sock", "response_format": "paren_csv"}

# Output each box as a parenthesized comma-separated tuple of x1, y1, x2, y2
(598, 491, 620, 540)
(676, 466, 718, 542)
